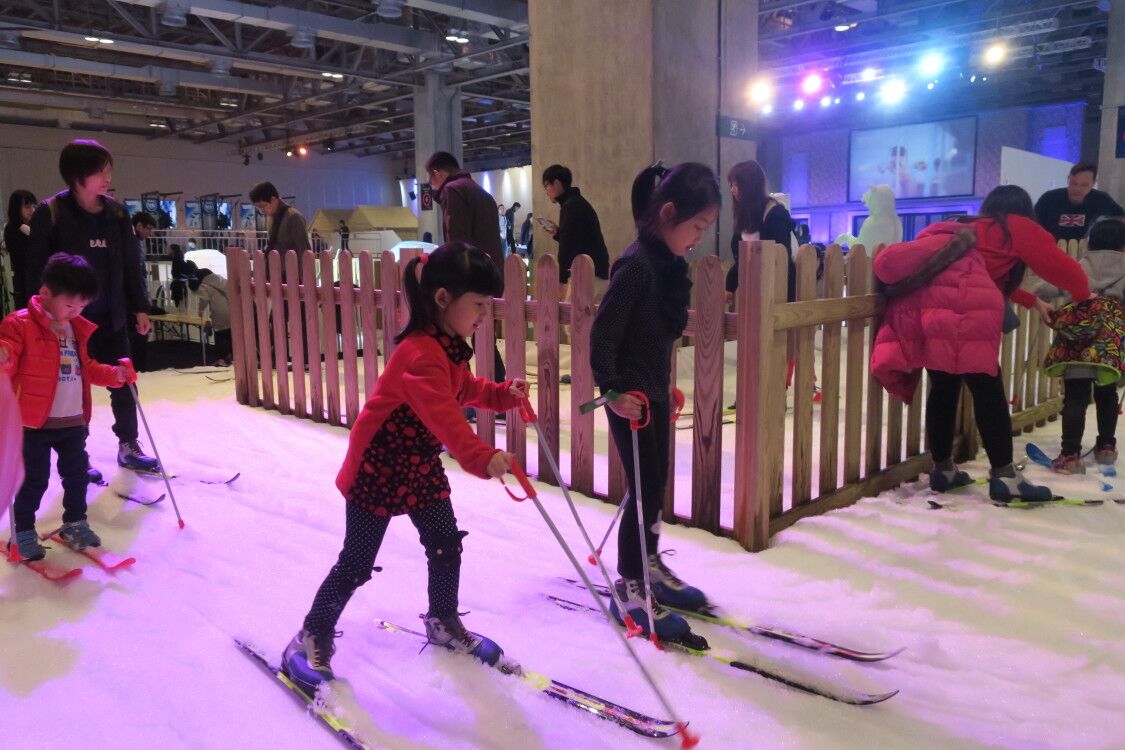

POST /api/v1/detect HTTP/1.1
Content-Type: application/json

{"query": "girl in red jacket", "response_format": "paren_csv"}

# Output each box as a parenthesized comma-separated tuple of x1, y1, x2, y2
(1, 253, 135, 561)
(282, 242, 528, 694)
(873, 186, 1090, 502)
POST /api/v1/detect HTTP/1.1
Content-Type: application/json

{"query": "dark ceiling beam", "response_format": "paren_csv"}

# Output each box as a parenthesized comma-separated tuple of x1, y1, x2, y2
(237, 92, 416, 149)
(103, 0, 153, 39)
(196, 15, 235, 51)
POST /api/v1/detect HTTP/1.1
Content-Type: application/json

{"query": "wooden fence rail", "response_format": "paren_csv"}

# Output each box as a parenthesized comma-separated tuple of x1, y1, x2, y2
(226, 240, 1067, 553)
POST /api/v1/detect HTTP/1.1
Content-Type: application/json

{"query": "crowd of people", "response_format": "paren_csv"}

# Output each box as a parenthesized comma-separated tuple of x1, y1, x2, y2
(1, 136, 1123, 700)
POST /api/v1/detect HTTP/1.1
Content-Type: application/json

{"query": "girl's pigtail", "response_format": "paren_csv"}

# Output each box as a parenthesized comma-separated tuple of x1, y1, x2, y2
(631, 162, 668, 221)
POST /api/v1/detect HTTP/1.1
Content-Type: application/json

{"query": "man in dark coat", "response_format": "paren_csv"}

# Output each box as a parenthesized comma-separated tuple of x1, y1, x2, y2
(1036, 162, 1124, 242)
(542, 164, 610, 300)
(425, 151, 505, 382)
(425, 152, 503, 273)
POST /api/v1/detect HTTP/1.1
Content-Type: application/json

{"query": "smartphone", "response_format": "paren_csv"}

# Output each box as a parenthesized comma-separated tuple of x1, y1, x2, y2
(536, 217, 556, 231)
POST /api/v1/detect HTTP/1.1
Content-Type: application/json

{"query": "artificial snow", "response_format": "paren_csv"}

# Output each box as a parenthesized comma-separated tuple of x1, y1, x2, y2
(2, 368, 1123, 749)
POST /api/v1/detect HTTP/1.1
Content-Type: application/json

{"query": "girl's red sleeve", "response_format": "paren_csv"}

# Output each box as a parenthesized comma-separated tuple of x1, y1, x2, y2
(458, 373, 522, 412)
(1010, 218, 1090, 308)
(400, 352, 498, 479)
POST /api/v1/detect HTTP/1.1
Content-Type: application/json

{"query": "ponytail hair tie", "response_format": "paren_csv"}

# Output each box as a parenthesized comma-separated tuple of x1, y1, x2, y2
(414, 253, 428, 283)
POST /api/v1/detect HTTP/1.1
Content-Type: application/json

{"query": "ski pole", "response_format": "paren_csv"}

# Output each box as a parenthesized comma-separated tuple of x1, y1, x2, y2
(516, 398, 642, 637)
(500, 460, 699, 749)
(587, 388, 684, 567)
(121, 359, 185, 529)
(625, 390, 661, 650)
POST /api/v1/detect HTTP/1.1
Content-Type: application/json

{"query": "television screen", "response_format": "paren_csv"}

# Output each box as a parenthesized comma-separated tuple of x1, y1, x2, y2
(849, 117, 976, 202)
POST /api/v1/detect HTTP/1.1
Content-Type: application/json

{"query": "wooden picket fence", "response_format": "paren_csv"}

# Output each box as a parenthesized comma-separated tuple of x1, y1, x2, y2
(225, 238, 1069, 553)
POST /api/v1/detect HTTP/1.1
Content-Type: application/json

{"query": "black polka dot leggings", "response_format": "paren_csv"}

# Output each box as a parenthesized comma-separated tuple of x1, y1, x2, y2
(302, 500, 465, 638)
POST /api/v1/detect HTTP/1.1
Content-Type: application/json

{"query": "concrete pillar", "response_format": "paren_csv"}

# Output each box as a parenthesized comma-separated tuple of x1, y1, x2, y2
(1098, 0, 1125, 200)
(414, 72, 463, 242)
(530, 0, 759, 263)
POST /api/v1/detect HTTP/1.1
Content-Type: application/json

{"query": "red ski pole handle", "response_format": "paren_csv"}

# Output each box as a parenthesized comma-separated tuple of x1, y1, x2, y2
(670, 387, 685, 423)
(518, 396, 538, 424)
(626, 390, 651, 431)
(500, 458, 537, 502)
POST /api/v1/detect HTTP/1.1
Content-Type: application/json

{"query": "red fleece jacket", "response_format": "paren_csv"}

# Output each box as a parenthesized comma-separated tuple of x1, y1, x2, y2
(336, 330, 521, 500)
(0, 295, 123, 428)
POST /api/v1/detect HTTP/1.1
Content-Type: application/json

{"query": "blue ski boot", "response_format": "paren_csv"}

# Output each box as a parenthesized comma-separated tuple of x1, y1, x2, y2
(989, 464, 1052, 503)
(118, 440, 160, 472)
(423, 613, 520, 673)
(929, 459, 973, 492)
(13, 529, 47, 561)
(609, 578, 707, 647)
(648, 552, 709, 612)
(282, 629, 337, 695)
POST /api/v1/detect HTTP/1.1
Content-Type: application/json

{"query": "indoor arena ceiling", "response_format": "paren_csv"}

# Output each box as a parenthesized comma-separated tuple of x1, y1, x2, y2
(0, 1, 1112, 166)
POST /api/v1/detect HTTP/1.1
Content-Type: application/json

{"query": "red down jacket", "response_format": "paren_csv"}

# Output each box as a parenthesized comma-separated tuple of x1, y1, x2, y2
(871, 224, 1004, 402)
(0, 295, 123, 428)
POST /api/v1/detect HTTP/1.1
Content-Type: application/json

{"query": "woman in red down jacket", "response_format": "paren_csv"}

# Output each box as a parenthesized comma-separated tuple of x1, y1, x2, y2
(871, 185, 1090, 502)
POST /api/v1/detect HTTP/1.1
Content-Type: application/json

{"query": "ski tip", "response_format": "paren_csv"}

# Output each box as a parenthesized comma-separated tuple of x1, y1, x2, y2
(676, 723, 701, 748)
(864, 689, 900, 705)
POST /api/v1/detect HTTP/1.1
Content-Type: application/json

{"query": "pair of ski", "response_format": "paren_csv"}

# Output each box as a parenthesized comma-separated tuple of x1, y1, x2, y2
(237, 619, 683, 747)
(7, 532, 135, 582)
(551, 578, 900, 706)
(97, 467, 240, 506)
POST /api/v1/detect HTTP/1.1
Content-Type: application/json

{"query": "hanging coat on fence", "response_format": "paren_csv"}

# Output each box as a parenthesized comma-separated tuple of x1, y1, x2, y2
(869, 227, 1005, 403)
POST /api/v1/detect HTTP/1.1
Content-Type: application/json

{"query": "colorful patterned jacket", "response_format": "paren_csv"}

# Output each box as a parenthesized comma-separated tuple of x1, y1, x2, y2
(1042, 295, 1125, 385)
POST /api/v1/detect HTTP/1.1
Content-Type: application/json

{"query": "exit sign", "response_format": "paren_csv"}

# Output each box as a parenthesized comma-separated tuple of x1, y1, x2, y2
(717, 115, 757, 141)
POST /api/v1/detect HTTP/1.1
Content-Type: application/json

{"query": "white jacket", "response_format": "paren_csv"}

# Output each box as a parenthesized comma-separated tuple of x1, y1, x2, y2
(195, 273, 230, 331)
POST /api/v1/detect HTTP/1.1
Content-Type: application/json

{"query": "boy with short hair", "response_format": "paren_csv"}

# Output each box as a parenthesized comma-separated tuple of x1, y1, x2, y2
(0, 253, 136, 561)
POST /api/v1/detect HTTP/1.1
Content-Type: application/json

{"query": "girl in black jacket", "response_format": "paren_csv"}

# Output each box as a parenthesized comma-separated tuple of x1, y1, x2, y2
(590, 162, 721, 645)
(3, 190, 37, 309)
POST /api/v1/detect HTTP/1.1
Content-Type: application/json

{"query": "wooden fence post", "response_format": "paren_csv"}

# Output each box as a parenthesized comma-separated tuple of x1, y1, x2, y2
(320, 253, 341, 425)
(843, 246, 869, 484)
(503, 255, 528, 466)
(569, 255, 596, 497)
(338, 250, 360, 426)
(473, 274, 497, 447)
(358, 251, 379, 397)
(535, 254, 560, 485)
(302, 251, 324, 423)
(232, 249, 258, 406)
(380, 251, 399, 363)
(691, 256, 725, 533)
(818, 246, 845, 495)
(791, 245, 818, 508)
(284, 250, 307, 418)
(251, 249, 274, 409)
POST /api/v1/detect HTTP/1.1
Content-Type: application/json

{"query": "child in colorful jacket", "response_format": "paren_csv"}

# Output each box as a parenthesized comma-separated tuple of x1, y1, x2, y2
(0, 253, 136, 561)
(1037, 218, 1125, 473)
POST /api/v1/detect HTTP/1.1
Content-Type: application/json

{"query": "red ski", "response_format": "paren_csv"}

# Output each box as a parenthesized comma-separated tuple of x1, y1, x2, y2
(5, 543, 83, 582)
(47, 535, 135, 572)
(39, 530, 136, 572)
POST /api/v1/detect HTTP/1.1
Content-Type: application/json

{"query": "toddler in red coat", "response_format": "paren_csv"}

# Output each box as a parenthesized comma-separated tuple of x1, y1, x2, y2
(282, 241, 528, 695)
(0, 253, 136, 562)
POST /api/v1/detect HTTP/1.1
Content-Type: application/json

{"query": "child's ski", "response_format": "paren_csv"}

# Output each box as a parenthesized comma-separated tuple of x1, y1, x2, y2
(113, 489, 166, 506)
(235, 638, 370, 750)
(547, 596, 897, 706)
(5, 543, 83, 582)
(376, 619, 681, 738)
(133, 467, 240, 485)
(558, 577, 901, 662)
(40, 531, 135, 572)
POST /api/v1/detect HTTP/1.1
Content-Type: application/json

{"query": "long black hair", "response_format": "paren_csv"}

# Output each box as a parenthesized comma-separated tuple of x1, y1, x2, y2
(396, 241, 503, 343)
(957, 184, 1037, 295)
(632, 161, 722, 242)
(728, 160, 770, 236)
(5, 189, 37, 228)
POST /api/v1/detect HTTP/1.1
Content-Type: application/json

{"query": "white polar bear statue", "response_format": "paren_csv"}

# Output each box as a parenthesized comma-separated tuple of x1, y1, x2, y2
(835, 184, 902, 251)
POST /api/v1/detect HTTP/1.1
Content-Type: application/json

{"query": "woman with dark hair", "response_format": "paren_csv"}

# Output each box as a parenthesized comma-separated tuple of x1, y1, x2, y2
(726, 160, 794, 300)
(4, 189, 37, 309)
(590, 161, 721, 646)
(871, 184, 1091, 503)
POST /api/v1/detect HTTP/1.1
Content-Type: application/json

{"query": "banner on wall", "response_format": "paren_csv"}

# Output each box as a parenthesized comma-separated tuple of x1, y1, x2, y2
(1117, 106, 1125, 159)
(420, 184, 433, 211)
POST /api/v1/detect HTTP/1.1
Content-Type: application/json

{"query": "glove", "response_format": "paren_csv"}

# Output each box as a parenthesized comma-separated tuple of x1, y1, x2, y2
(117, 357, 138, 385)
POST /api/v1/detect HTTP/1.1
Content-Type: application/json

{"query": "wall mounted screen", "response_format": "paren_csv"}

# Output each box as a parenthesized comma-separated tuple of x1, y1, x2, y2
(849, 117, 976, 202)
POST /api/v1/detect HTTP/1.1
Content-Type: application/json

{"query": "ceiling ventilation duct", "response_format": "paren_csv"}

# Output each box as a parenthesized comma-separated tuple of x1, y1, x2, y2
(211, 58, 231, 76)
(160, 1, 189, 28)
(0, 31, 20, 49)
(290, 27, 316, 49)
(376, 0, 406, 19)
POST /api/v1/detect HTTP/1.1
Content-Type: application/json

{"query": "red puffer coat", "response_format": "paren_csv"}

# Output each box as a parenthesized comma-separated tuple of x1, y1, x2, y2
(0, 295, 123, 428)
(871, 225, 1004, 402)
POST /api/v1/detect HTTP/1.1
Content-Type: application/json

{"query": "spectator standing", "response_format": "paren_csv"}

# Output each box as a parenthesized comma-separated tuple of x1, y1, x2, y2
(504, 202, 521, 256)
(1035, 162, 1124, 243)
(541, 165, 610, 301)
(4, 189, 37, 310)
(338, 220, 350, 251)
(25, 139, 157, 479)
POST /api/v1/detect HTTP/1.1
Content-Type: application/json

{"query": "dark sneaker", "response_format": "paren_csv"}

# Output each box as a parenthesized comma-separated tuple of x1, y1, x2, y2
(87, 464, 104, 485)
(609, 578, 698, 644)
(1050, 452, 1085, 475)
(422, 613, 519, 672)
(118, 440, 160, 472)
(989, 467, 1052, 503)
(57, 520, 101, 551)
(648, 552, 708, 612)
(929, 466, 973, 492)
(282, 629, 337, 695)
(1094, 442, 1118, 466)
(13, 529, 47, 561)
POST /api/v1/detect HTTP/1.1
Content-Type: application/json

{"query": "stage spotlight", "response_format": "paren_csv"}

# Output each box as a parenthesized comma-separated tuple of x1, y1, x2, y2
(285, 148, 294, 157)
(860, 67, 878, 82)
(748, 79, 772, 104)
(793, 99, 805, 111)
(919, 53, 944, 77)
(820, 95, 832, 108)
(761, 103, 773, 115)
(800, 72, 824, 96)
(879, 79, 906, 104)
(855, 91, 866, 101)
(927, 82, 935, 90)
(297, 145, 309, 156)
(984, 42, 1007, 66)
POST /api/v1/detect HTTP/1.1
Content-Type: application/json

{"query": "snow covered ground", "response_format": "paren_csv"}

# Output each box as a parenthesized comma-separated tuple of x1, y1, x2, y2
(2, 368, 1124, 749)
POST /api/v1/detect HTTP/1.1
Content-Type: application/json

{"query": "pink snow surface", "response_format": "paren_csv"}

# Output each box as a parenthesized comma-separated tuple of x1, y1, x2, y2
(2, 369, 1123, 749)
